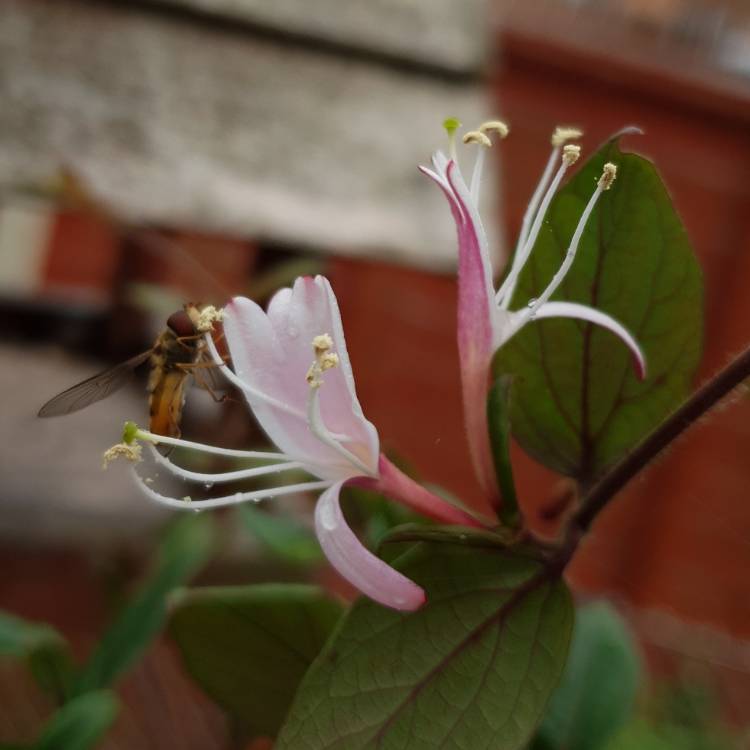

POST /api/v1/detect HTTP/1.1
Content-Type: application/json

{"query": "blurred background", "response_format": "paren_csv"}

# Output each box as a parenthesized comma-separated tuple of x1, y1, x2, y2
(1, 0, 750, 747)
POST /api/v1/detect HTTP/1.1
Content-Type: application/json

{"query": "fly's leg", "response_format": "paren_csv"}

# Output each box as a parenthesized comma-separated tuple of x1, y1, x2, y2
(175, 333, 204, 353)
(177, 361, 229, 404)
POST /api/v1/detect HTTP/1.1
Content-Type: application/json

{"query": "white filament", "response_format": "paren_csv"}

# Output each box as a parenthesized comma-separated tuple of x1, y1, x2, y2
(496, 158, 570, 309)
(136, 429, 291, 460)
(133, 469, 331, 510)
(514, 146, 560, 263)
(147, 444, 303, 484)
(531, 184, 605, 312)
(469, 146, 486, 204)
(204, 334, 308, 421)
(306, 386, 375, 477)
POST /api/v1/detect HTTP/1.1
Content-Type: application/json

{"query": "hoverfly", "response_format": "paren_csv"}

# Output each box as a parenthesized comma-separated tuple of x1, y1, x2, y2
(38, 304, 222, 438)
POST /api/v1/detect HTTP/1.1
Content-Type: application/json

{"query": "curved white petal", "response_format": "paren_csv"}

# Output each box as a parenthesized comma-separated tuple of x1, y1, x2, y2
(534, 301, 647, 379)
(223, 276, 379, 480)
(314, 481, 426, 611)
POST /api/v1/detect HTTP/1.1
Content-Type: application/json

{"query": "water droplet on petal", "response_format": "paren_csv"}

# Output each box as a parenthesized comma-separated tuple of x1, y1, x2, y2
(287, 325, 299, 339)
(527, 297, 537, 308)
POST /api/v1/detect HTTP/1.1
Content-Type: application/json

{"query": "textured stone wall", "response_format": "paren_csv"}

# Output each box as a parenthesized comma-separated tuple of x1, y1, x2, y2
(0, 0, 494, 269)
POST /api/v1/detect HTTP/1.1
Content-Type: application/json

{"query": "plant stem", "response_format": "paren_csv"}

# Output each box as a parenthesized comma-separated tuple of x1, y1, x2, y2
(572, 344, 750, 534)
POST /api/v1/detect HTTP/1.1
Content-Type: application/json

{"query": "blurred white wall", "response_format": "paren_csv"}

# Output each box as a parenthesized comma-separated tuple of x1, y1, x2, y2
(0, 0, 496, 270)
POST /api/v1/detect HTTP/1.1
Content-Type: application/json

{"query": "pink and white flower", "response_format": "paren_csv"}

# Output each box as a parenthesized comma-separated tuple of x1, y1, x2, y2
(420, 122, 646, 503)
(129, 276, 483, 611)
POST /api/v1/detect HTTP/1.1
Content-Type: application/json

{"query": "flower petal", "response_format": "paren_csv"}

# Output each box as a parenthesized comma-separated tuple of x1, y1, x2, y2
(223, 276, 379, 479)
(533, 301, 647, 379)
(314, 481, 426, 611)
(443, 161, 500, 500)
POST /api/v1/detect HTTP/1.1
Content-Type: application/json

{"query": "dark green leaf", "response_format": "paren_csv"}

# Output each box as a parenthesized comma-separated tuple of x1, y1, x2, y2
(604, 718, 738, 750)
(496, 136, 703, 480)
(169, 584, 342, 738)
(277, 545, 573, 749)
(534, 602, 641, 750)
(71, 514, 215, 695)
(33, 690, 118, 750)
(239, 505, 324, 566)
(487, 376, 520, 526)
(379, 523, 520, 549)
(0, 611, 73, 701)
(341, 484, 424, 548)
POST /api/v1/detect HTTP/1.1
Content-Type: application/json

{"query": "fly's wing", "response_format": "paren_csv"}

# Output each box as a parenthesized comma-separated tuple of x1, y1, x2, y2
(37, 350, 153, 417)
(195, 344, 226, 394)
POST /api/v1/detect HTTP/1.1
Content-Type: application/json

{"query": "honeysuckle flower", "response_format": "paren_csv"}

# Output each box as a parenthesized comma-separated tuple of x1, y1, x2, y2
(125, 275, 484, 611)
(420, 122, 646, 503)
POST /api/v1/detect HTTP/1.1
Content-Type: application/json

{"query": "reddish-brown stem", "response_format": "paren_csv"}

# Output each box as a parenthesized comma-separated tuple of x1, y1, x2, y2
(571, 343, 750, 536)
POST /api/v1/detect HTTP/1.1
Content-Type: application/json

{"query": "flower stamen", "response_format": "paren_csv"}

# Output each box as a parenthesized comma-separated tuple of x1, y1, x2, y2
(133, 469, 332, 510)
(551, 126, 583, 147)
(305, 334, 374, 477)
(599, 162, 617, 190)
(306, 333, 340, 388)
(464, 120, 509, 204)
(479, 120, 510, 139)
(191, 304, 225, 333)
(204, 333, 307, 420)
(496, 144, 584, 309)
(562, 144, 581, 166)
(496, 126, 585, 309)
(529, 162, 618, 314)
(102, 441, 142, 469)
(462, 130, 492, 148)
(126, 423, 293, 461)
(146, 444, 303, 484)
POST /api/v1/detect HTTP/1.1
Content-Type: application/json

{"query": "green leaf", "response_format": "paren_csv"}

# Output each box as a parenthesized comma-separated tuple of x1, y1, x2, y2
(239, 505, 324, 566)
(277, 545, 573, 749)
(349, 484, 424, 545)
(169, 584, 342, 738)
(71, 514, 215, 695)
(487, 376, 520, 527)
(604, 718, 738, 750)
(533, 602, 641, 750)
(379, 523, 522, 550)
(0, 611, 73, 700)
(495, 135, 703, 480)
(33, 690, 118, 750)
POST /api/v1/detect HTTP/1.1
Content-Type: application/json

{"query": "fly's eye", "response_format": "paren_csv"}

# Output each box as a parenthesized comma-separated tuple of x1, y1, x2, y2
(167, 311, 196, 337)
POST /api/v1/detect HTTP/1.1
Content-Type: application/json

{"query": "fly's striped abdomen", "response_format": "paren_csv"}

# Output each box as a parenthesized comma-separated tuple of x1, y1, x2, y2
(147, 329, 202, 438)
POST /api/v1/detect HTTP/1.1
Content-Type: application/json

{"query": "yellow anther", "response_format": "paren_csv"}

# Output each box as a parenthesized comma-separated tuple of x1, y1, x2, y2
(320, 352, 339, 371)
(305, 364, 321, 389)
(562, 144, 581, 166)
(102, 441, 142, 469)
(307, 333, 339, 388)
(312, 334, 333, 355)
(598, 162, 617, 190)
(462, 130, 492, 148)
(193, 305, 225, 333)
(479, 120, 510, 139)
(551, 126, 583, 147)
